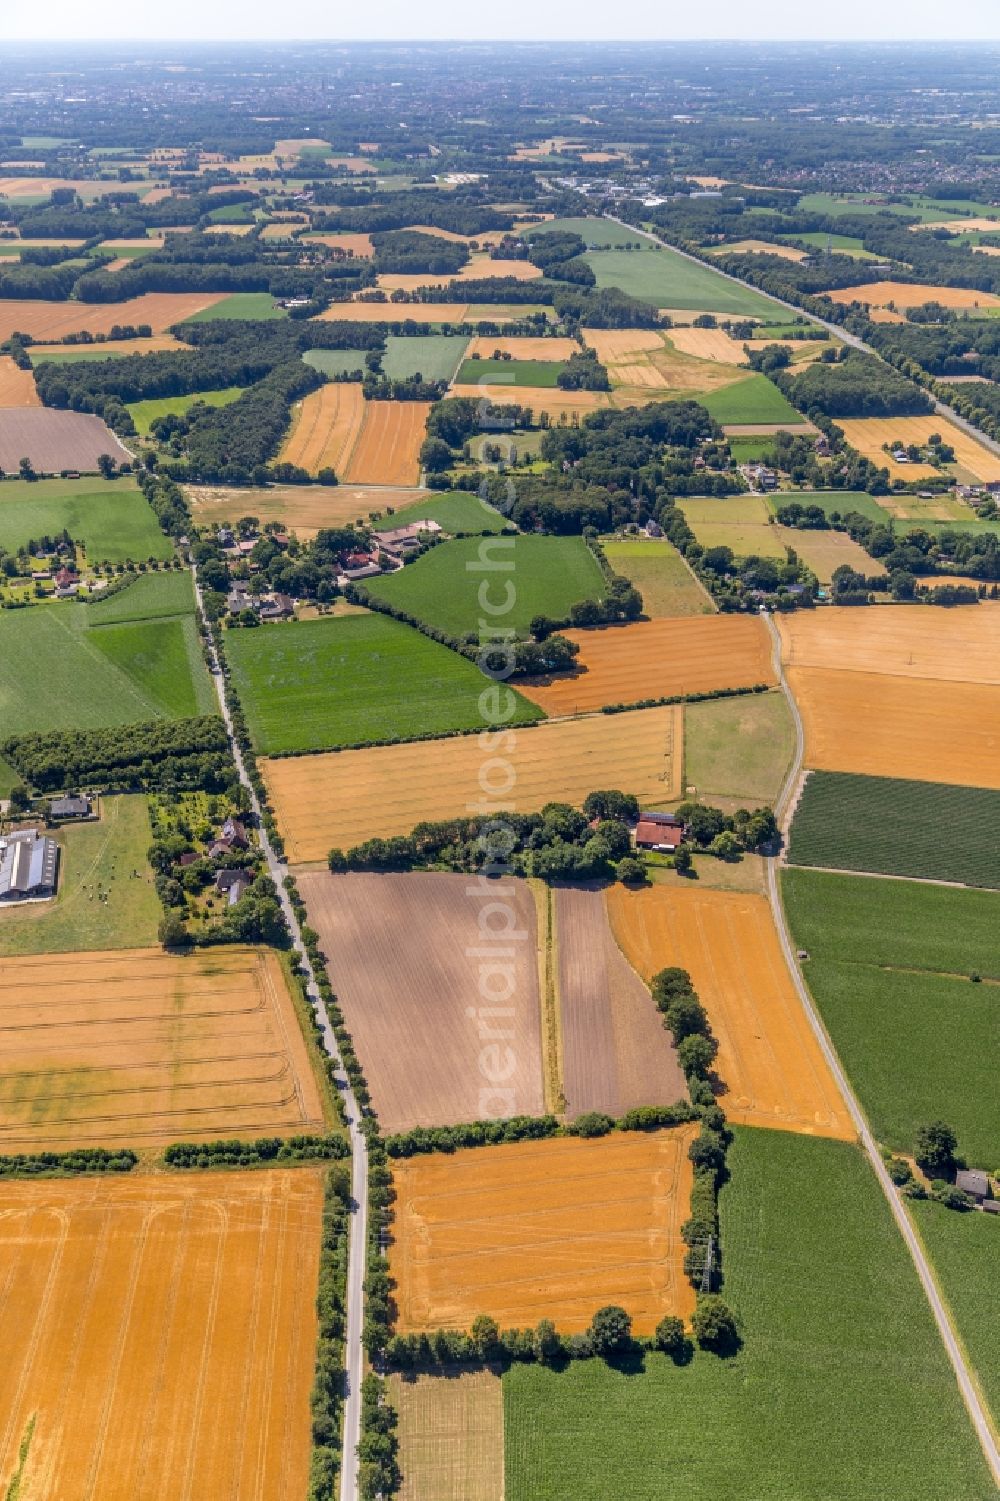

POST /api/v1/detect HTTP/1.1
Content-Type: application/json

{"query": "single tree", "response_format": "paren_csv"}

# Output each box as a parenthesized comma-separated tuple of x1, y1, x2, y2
(589, 1304, 633, 1360)
(915, 1121, 958, 1179)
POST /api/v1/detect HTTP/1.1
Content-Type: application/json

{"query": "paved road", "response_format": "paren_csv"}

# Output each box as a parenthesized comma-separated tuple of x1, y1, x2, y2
(764, 614, 1000, 1486)
(191, 567, 368, 1501)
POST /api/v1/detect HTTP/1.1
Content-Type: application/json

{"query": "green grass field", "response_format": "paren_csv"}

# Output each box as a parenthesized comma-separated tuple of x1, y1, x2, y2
(0, 477, 172, 563)
(765, 489, 892, 523)
(780, 231, 882, 260)
(601, 537, 713, 617)
(783, 869, 1000, 1163)
(29, 347, 141, 364)
(382, 334, 470, 382)
(504, 1130, 997, 1501)
(0, 572, 214, 736)
(225, 611, 543, 753)
(584, 245, 783, 316)
(456, 356, 567, 387)
(787, 772, 1000, 888)
(371, 490, 513, 535)
(184, 292, 287, 322)
(526, 216, 646, 247)
(909, 1200, 1000, 1425)
(726, 435, 775, 464)
(126, 386, 244, 436)
(795, 193, 1000, 224)
(684, 690, 795, 805)
(364, 534, 606, 637)
(0, 795, 161, 956)
(696, 374, 804, 426)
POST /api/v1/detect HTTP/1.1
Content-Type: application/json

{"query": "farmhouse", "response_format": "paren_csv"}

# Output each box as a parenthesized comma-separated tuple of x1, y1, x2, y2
(955, 1169, 991, 1203)
(50, 795, 91, 820)
(0, 829, 58, 902)
(635, 812, 685, 852)
(215, 868, 253, 905)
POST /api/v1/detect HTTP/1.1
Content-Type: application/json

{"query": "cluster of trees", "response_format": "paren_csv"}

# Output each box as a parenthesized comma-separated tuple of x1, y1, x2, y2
(163, 1135, 348, 1168)
(772, 349, 933, 420)
(311, 190, 510, 238)
(890, 1122, 986, 1212)
(371, 228, 469, 275)
(308, 1167, 353, 1501)
(524, 229, 595, 286)
(826, 509, 1000, 583)
(939, 379, 1000, 446)
(385, 1101, 698, 1158)
(358, 1374, 400, 1501)
(557, 349, 610, 390)
(159, 360, 323, 484)
(2, 714, 233, 794)
(198, 522, 376, 609)
(0, 1147, 138, 1177)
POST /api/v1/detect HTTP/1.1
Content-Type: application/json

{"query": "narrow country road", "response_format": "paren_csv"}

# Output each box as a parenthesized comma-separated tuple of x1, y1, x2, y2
(191, 566, 368, 1501)
(764, 615, 1000, 1486)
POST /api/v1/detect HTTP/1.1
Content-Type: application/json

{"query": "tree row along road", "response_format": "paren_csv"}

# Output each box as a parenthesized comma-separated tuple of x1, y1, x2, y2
(763, 615, 1000, 1486)
(191, 566, 368, 1501)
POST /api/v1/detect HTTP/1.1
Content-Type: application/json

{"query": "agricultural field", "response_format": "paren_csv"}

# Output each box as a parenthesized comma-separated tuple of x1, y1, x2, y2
(0, 574, 215, 737)
(517, 615, 775, 717)
(343, 399, 431, 485)
(390, 1128, 697, 1335)
(783, 869, 1000, 1163)
(281, 382, 365, 476)
(824, 280, 1000, 310)
(455, 356, 566, 386)
(184, 291, 287, 320)
(504, 1129, 998, 1501)
(601, 537, 714, 617)
(695, 374, 805, 426)
(0, 944, 325, 1147)
(606, 883, 853, 1139)
(447, 382, 610, 422)
(787, 771, 1000, 888)
(0, 409, 131, 473)
(526, 216, 644, 247)
(262, 705, 679, 861)
(775, 525, 886, 582)
(391, 1370, 503, 1501)
(0, 476, 172, 563)
(0, 1168, 322, 1501)
(382, 334, 470, 381)
(666, 326, 749, 364)
(582, 326, 751, 400)
(126, 385, 244, 435)
(557, 886, 687, 1119)
(765, 489, 891, 523)
(302, 349, 372, 378)
(683, 689, 795, 805)
(186, 481, 430, 537)
(778, 603, 1000, 684)
(317, 302, 548, 325)
(678, 493, 788, 559)
(226, 612, 542, 753)
(711, 237, 808, 262)
(369, 490, 511, 534)
(837, 414, 1000, 484)
(583, 246, 783, 316)
(364, 534, 606, 637)
(779, 231, 882, 259)
(297, 871, 545, 1132)
(0, 354, 39, 406)
(0, 796, 160, 957)
(0, 292, 227, 341)
(467, 335, 580, 360)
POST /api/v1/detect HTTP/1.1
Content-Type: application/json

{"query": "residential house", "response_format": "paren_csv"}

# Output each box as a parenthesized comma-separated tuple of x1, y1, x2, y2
(215, 868, 253, 906)
(955, 1169, 991, 1203)
(634, 812, 685, 853)
(50, 795, 91, 820)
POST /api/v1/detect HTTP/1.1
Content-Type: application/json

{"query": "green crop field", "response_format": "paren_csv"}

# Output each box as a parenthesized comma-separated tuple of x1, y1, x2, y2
(684, 690, 795, 805)
(225, 611, 543, 753)
(726, 435, 775, 464)
(382, 334, 470, 381)
(696, 374, 804, 426)
(909, 1200, 1000, 1426)
(456, 356, 566, 387)
(526, 216, 646, 247)
(601, 537, 713, 616)
(0, 572, 214, 736)
(126, 386, 244, 436)
(783, 870, 1000, 1163)
(363, 534, 606, 637)
(504, 1130, 997, 1501)
(765, 489, 892, 523)
(584, 245, 783, 316)
(0, 795, 160, 957)
(29, 347, 141, 364)
(787, 771, 1000, 888)
(302, 350, 370, 378)
(370, 490, 513, 535)
(184, 292, 287, 321)
(779, 232, 883, 260)
(0, 477, 172, 563)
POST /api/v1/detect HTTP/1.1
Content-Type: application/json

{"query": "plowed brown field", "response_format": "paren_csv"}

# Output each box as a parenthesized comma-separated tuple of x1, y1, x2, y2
(0, 410, 131, 473)
(837, 414, 1000, 483)
(391, 1370, 503, 1501)
(298, 871, 544, 1132)
(0, 356, 39, 407)
(606, 885, 853, 1139)
(517, 616, 775, 716)
(262, 706, 679, 862)
(280, 382, 365, 476)
(343, 400, 431, 485)
(0, 946, 324, 1148)
(786, 666, 1000, 787)
(777, 603, 1000, 684)
(0, 1168, 321, 1501)
(557, 886, 686, 1119)
(186, 481, 429, 537)
(0, 293, 226, 341)
(391, 1129, 697, 1334)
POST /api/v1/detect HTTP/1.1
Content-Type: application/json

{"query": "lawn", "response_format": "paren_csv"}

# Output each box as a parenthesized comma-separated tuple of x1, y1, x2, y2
(504, 1130, 997, 1501)
(783, 870, 1000, 1163)
(382, 334, 470, 382)
(726, 435, 775, 464)
(370, 490, 513, 535)
(126, 386, 244, 436)
(0, 794, 161, 956)
(684, 689, 794, 805)
(696, 374, 804, 426)
(909, 1200, 1000, 1426)
(363, 534, 606, 638)
(0, 476, 172, 563)
(456, 356, 567, 387)
(602, 537, 713, 617)
(526, 216, 646, 247)
(184, 293, 287, 321)
(584, 245, 784, 316)
(787, 771, 1000, 888)
(225, 612, 543, 754)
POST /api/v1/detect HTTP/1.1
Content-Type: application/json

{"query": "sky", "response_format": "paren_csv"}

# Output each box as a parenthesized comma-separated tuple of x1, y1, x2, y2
(1, 0, 998, 41)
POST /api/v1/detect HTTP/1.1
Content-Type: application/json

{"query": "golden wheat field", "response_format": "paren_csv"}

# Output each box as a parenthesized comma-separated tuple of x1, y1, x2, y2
(711, 239, 808, 262)
(280, 383, 366, 476)
(825, 280, 1000, 309)
(0, 293, 226, 341)
(186, 482, 429, 537)
(777, 602, 1000, 684)
(446, 383, 611, 419)
(390, 1371, 503, 1501)
(666, 327, 751, 363)
(467, 334, 580, 360)
(0, 1169, 322, 1501)
(838, 414, 1000, 483)
(262, 706, 680, 861)
(342, 400, 432, 485)
(0, 355, 39, 407)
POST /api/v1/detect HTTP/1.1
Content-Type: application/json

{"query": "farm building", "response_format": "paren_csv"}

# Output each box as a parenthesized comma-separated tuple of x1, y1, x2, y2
(0, 830, 58, 902)
(50, 795, 91, 820)
(635, 812, 685, 852)
(215, 868, 253, 905)
(955, 1169, 991, 1203)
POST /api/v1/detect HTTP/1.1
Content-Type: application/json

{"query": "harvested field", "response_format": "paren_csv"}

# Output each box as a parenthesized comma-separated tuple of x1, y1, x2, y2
(447, 384, 610, 420)
(837, 414, 1000, 483)
(280, 382, 365, 476)
(0, 1168, 321, 1501)
(517, 616, 775, 717)
(0, 356, 39, 407)
(29, 335, 185, 359)
(606, 884, 853, 1139)
(786, 667, 1000, 789)
(343, 399, 431, 485)
(392, 1370, 503, 1501)
(0, 409, 131, 473)
(582, 325, 750, 400)
(777, 602, 1000, 684)
(0, 292, 226, 341)
(683, 689, 795, 806)
(712, 239, 808, 262)
(580, 328, 666, 361)
(667, 327, 750, 363)
(557, 886, 686, 1119)
(298, 871, 544, 1132)
(378, 259, 544, 293)
(601, 538, 714, 617)
(825, 280, 1000, 309)
(262, 706, 680, 862)
(186, 482, 429, 538)
(0, 945, 325, 1147)
(911, 217, 1000, 233)
(678, 494, 787, 559)
(721, 421, 817, 435)
(390, 1129, 697, 1334)
(319, 302, 542, 325)
(467, 335, 579, 360)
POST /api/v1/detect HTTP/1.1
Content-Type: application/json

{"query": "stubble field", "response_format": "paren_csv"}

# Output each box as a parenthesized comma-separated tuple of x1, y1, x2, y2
(280, 382, 365, 475)
(778, 602, 1000, 682)
(0, 292, 226, 341)
(391, 1370, 504, 1501)
(186, 482, 430, 536)
(601, 538, 714, 617)
(0, 355, 39, 406)
(343, 398, 431, 485)
(839, 415, 1000, 483)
